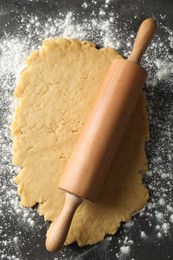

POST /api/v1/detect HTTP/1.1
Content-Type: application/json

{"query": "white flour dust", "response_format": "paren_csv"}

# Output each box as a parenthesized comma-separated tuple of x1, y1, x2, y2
(0, 3, 173, 260)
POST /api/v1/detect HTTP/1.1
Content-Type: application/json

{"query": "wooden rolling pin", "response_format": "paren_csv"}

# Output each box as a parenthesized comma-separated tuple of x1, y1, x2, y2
(46, 18, 157, 252)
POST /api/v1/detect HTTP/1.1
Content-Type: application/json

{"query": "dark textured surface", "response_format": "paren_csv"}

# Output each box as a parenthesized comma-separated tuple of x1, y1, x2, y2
(0, 0, 173, 259)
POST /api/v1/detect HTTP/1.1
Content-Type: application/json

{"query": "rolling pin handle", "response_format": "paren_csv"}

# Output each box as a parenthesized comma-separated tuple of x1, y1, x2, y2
(46, 193, 83, 252)
(128, 18, 157, 64)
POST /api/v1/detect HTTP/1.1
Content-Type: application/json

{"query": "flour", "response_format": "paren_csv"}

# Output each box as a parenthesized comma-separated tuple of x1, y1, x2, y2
(0, 3, 173, 260)
(162, 223, 170, 233)
(159, 198, 165, 206)
(170, 215, 173, 223)
(120, 245, 130, 255)
(82, 2, 88, 9)
(140, 231, 147, 238)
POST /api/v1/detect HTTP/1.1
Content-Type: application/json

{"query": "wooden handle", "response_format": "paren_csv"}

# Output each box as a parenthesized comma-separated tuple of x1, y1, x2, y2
(128, 18, 157, 64)
(46, 193, 82, 252)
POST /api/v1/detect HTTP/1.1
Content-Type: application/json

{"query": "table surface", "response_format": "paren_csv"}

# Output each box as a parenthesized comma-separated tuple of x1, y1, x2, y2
(0, 0, 173, 259)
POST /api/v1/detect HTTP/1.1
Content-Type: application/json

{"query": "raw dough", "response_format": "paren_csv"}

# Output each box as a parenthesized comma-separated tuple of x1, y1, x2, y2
(12, 38, 149, 246)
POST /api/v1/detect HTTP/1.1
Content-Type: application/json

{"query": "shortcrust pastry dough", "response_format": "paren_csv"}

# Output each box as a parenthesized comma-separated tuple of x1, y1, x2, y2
(12, 38, 149, 246)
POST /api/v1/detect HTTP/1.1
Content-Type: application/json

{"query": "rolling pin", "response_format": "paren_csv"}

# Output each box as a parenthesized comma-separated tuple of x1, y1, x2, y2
(46, 18, 157, 252)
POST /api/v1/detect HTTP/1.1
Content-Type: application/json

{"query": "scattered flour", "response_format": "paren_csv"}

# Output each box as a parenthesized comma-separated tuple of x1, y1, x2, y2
(170, 215, 173, 224)
(159, 198, 165, 206)
(162, 223, 170, 233)
(82, 2, 88, 9)
(13, 237, 19, 245)
(120, 245, 130, 255)
(0, 1, 173, 259)
(155, 225, 160, 230)
(124, 220, 134, 228)
(140, 231, 147, 238)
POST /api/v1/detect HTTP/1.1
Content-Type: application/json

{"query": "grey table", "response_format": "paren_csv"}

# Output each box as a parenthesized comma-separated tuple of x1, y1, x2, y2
(0, 0, 173, 259)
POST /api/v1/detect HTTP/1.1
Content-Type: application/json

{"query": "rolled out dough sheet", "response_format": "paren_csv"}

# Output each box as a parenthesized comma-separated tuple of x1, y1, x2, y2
(12, 38, 149, 246)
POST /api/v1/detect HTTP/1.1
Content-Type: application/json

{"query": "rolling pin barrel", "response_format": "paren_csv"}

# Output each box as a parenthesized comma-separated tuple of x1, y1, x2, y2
(59, 60, 147, 201)
(46, 18, 157, 252)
